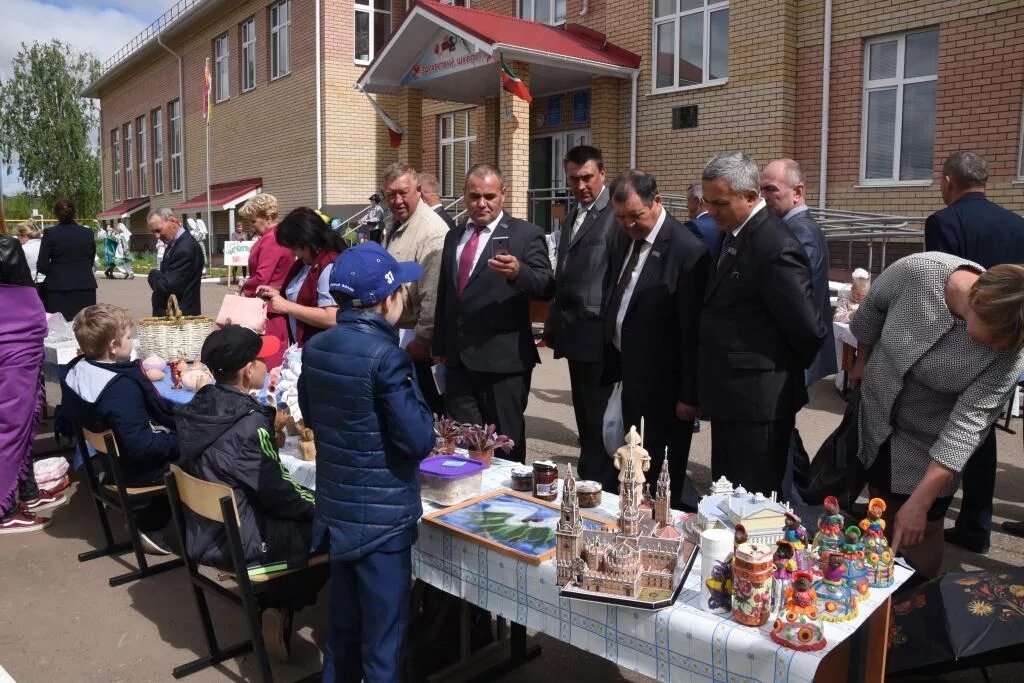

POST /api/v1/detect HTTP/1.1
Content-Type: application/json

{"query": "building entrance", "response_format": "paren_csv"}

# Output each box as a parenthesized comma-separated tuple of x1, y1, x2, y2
(528, 129, 589, 233)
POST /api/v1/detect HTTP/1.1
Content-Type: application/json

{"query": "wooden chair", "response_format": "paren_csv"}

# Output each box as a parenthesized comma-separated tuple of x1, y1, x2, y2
(76, 428, 183, 586)
(165, 465, 327, 682)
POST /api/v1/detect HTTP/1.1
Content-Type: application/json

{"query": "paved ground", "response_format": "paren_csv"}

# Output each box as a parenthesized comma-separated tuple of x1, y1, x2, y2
(2, 278, 1023, 682)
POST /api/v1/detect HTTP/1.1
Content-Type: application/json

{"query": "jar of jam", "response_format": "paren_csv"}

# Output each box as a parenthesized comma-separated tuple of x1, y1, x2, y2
(532, 460, 558, 501)
(576, 480, 602, 508)
(510, 466, 534, 492)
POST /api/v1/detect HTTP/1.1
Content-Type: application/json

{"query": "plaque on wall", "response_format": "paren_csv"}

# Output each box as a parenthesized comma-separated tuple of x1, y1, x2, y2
(546, 95, 563, 127)
(571, 91, 590, 124)
(672, 105, 698, 129)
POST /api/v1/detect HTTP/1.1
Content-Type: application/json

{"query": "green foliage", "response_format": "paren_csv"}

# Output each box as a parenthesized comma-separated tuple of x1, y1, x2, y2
(0, 41, 102, 217)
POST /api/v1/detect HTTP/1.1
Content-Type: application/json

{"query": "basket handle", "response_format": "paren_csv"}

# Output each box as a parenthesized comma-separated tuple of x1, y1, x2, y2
(166, 294, 183, 321)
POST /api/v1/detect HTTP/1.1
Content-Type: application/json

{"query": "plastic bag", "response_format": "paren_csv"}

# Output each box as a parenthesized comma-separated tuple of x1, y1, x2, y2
(602, 381, 624, 457)
(797, 387, 866, 509)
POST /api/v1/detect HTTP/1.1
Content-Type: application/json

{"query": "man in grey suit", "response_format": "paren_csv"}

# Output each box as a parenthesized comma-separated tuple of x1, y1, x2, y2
(544, 145, 618, 481)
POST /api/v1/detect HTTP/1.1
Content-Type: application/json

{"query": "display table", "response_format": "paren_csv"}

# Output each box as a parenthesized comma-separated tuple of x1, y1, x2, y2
(833, 321, 858, 394)
(280, 453, 911, 682)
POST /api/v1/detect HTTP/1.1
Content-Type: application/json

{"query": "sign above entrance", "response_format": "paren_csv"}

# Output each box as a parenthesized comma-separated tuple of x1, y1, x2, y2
(401, 29, 494, 86)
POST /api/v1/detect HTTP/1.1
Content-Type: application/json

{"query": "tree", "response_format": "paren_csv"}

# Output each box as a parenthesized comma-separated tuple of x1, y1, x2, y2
(0, 41, 101, 217)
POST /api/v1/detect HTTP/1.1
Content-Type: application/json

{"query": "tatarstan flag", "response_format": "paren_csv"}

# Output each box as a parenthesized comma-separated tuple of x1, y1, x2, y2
(363, 90, 403, 147)
(500, 60, 532, 103)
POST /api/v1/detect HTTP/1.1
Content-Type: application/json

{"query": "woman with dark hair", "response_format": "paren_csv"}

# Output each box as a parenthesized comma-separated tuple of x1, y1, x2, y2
(37, 198, 97, 320)
(256, 208, 347, 347)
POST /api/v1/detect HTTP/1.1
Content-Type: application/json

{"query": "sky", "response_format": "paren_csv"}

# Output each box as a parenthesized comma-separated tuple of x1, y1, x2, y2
(1, 0, 177, 194)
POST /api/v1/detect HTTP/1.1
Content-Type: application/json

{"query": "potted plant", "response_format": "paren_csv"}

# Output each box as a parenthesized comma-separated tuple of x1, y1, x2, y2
(460, 423, 514, 467)
(433, 414, 461, 454)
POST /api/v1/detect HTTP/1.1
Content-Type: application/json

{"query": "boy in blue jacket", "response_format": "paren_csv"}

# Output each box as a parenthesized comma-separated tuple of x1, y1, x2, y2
(299, 242, 435, 683)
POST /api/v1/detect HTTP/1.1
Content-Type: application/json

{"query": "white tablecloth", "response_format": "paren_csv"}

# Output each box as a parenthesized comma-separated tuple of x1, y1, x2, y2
(833, 321, 858, 392)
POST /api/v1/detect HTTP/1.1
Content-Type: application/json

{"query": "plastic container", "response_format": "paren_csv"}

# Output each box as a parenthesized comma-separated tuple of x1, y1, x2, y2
(533, 460, 558, 501)
(419, 456, 486, 506)
(510, 466, 534, 492)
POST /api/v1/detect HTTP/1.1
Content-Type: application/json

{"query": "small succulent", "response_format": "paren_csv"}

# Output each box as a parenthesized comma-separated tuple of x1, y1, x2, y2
(460, 423, 514, 453)
(433, 414, 462, 441)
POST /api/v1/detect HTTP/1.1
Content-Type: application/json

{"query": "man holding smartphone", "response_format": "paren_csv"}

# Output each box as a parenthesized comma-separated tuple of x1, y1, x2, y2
(433, 164, 555, 463)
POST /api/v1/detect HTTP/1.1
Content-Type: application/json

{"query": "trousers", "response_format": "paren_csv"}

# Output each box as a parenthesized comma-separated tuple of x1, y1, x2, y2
(568, 359, 609, 482)
(445, 365, 531, 464)
(953, 428, 996, 546)
(711, 416, 795, 499)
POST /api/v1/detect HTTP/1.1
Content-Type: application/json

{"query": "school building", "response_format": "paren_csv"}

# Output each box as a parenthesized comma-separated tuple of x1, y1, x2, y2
(85, 0, 1024, 252)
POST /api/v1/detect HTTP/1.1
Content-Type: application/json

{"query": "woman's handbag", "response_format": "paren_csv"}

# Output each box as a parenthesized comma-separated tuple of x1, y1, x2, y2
(796, 387, 867, 510)
(215, 294, 267, 333)
(137, 294, 215, 360)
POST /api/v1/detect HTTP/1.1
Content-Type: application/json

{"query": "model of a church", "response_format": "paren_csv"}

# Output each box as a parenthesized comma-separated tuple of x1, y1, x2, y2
(556, 455, 697, 609)
(693, 476, 792, 546)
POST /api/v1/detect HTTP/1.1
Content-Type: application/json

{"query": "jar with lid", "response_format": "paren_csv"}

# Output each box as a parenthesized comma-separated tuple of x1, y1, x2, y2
(532, 461, 558, 501)
(510, 466, 534, 492)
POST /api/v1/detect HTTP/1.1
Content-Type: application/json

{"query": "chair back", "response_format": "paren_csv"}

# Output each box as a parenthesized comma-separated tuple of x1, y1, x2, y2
(168, 464, 240, 525)
(82, 428, 119, 457)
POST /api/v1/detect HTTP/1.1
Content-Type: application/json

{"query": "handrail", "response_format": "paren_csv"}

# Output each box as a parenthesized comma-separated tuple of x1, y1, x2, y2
(98, 0, 206, 76)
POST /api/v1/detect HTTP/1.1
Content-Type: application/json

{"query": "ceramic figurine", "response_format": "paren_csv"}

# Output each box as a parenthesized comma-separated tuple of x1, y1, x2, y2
(813, 495, 844, 572)
(771, 571, 827, 651)
(731, 526, 774, 627)
(613, 424, 650, 503)
(771, 540, 797, 615)
(841, 525, 871, 600)
(813, 552, 858, 622)
(782, 511, 816, 575)
(859, 497, 895, 587)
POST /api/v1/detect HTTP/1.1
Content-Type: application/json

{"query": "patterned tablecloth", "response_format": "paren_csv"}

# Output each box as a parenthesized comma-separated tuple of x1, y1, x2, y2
(279, 451, 912, 682)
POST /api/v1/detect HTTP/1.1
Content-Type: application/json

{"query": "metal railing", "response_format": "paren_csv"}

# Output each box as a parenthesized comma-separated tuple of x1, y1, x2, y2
(811, 208, 927, 273)
(99, 0, 206, 75)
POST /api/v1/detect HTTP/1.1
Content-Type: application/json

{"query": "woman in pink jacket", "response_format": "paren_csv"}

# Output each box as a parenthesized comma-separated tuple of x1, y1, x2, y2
(238, 193, 293, 368)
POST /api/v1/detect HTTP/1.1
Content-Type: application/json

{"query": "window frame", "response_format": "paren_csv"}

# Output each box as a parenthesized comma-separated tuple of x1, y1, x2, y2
(241, 17, 257, 93)
(858, 28, 939, 187)
(136, 115, 148, 197)
(354, 0, 393, 65)
(123, 121, 134, 200)
(1017, 95, 1024, 183)
(151, 108, 164, 196)
(269, 0, 292, 80)
(111, 128, 121, 203)
(518, 0, 565, 25)
(214, 33, 230, 102)
(651, 0, 730, 94)
(438, 109, 477, 198)
(168, 99, 183, 193)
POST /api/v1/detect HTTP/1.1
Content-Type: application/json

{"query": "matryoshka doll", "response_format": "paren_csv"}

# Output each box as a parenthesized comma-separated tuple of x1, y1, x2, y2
(859, 497, 895, 587)
(813, 496, 844, 570)
(771, 572, 827, 651)
(782, 511, 815, 575)
(813, 552, 858, 622)
(840, 526, 871, 600)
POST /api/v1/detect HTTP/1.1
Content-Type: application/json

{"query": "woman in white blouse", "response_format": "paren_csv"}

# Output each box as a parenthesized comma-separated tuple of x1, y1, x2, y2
(16, 222, 42, 284)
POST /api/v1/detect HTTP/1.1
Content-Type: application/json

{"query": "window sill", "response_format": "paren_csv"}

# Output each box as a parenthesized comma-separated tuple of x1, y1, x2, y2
(855, 180, 933, 188)
(650, 79, 728, 96)
(240, 86, 256, 95)
(270, 71, 292, 82)
(1013, 178, 1024, 187)
(215, 97, 230, 104)
(354, 58, 371, 66)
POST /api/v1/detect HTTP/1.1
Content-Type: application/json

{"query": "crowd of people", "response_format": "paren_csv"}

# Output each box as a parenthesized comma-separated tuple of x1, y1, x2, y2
(0, 147, 1023, 681)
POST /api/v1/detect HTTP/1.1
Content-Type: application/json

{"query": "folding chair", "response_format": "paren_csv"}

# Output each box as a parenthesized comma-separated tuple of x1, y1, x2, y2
(76, 428, 183, 586)
(165, 465, 327, 682)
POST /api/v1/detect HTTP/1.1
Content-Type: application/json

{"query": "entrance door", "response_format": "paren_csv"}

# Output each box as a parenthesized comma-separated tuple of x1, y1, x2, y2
(528, 129, 589, 232)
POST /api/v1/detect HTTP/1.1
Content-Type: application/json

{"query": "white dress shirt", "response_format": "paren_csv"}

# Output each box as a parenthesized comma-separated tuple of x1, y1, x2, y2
(731, 198, 767, 237)
(455, 210, 503, 272)
(613, 207, 667, 350)
(570, 186, 606, 242)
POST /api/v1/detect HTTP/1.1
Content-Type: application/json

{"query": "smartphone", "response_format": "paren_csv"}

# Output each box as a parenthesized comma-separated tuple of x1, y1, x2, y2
(490, 235, 510, 259)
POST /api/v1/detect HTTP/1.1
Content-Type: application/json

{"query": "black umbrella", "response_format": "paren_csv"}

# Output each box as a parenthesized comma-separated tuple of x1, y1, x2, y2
(887, 568, 1024, 676)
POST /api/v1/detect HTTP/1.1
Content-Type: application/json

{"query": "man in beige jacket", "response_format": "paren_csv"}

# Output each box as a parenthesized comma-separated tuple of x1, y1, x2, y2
(381, 162, 449, 414)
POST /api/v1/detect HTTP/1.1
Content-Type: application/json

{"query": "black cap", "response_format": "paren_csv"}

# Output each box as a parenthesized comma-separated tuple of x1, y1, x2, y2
(201, 325, 281, 376)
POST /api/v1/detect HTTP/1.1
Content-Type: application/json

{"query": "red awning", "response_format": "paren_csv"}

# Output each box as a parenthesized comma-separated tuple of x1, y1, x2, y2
(97, 197, 150, 220)
(170, 177, 262, 212)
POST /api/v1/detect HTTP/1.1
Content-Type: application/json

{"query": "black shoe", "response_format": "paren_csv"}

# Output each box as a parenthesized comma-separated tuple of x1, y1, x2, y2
(1001, 521, 1024, 538)
(944, 527, 990, 554)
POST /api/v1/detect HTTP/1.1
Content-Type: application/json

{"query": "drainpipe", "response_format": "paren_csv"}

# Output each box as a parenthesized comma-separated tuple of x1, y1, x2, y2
(629, 70, 638, 167)
(157, 32, 186, 202)
(315, 0, 323, 207)
(818, 0, 832, 209)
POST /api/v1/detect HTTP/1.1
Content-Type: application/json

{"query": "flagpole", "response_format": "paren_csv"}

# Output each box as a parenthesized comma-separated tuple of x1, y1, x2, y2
(204, 58, 212, 276)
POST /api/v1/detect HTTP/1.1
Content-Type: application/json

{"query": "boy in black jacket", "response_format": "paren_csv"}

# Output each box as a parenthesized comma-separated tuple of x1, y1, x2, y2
(175, 325, 326, 661)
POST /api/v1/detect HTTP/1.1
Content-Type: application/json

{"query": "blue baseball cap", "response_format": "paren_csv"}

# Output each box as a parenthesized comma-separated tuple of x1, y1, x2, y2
(329, 242, 422, 309)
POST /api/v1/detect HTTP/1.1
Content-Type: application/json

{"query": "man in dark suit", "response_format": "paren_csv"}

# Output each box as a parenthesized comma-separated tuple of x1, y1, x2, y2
(544, 145, 618, 481)
(419, 172, 457, 231)
(433, 164, 554, 463)
(147, 207, 205, 316)
(925, 151, 1024, 553)
(684, 182, 719, 255)
(601, 170, 709, 509)
(698, 151, 824, 497)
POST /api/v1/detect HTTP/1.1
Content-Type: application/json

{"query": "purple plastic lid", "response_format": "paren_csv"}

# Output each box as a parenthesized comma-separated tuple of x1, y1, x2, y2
(420, 455, 486, 478)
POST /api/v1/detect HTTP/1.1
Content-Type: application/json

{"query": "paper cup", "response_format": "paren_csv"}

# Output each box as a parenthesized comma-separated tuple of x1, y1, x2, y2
(698, 528, 735, 614)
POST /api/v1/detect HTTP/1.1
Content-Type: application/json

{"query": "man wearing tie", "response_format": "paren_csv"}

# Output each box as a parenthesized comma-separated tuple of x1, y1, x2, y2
(602, 170, 710, 509)
(433, 164, 554, 463)
(544, 145, 618, 481)
(698, 151, 824, 497)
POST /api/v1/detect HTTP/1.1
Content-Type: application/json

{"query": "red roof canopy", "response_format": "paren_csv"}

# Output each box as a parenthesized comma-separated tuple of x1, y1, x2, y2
(171, 177, 263, 212)
(97, 197, 150, 220)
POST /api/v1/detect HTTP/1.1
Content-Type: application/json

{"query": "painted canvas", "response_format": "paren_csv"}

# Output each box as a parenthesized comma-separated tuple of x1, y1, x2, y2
(423, 489, 613, 564)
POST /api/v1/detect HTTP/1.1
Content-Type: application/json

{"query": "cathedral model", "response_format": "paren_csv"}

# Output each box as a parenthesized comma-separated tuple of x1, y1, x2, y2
(556, 454, 696, 608)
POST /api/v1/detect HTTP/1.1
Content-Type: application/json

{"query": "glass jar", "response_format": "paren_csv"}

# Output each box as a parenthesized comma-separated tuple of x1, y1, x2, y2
(532, 460, 558, 501)
(510, 466, 534, 492)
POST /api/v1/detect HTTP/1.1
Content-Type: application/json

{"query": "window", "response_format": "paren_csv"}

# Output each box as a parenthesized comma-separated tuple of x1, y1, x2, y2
(441, 0, 468, 5)
(152, 108, 164, 195)
(270, 0, 291, 79)
(111, 129, 121, 202)
(652, 0, 729, 91)
(123, 121, 134, 200)
(861, 28, 938, 184)
(136, 115, 147, 196)
(1017, 103, 1024, 181)
(354, 0, 392, 64)
(214, 33, 230, 102)
(519, 0, 565, 25)
(168, 99, 183, 193)
(438, 110, 476, 198)
(241, 18, 256, 92)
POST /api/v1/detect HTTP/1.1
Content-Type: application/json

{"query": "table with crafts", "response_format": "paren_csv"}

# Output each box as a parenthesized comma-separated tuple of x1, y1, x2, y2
(278, 449, 910, 682)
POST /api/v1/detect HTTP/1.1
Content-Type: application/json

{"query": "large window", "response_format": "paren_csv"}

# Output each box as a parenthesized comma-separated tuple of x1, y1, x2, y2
(152, 108, 164, 195)
(241, 18, 256, 92)
(111, 129, 121, 202)
(519, 0, 564, 25)
(861, 28, 938, 184)
(168, 99, 183, 193)
(439, 110, 476, 198)
(354, 0, 391, 64)
(653, 0, 729, 91)
(136, 115, 147, 197)
(123, 121, 134, 200)
(270, 0, 291, 79)
(214, 33, 230, 102)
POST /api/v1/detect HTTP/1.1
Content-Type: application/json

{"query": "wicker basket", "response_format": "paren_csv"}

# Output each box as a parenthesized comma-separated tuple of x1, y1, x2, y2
(138, 295, 215, 360)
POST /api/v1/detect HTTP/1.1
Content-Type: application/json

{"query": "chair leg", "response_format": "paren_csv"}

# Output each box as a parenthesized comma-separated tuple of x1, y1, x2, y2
(172, 583, 255, 679)
(107, 556, 183, 587)
(79, 497, 130, 562)
(239, 586, 274, 683)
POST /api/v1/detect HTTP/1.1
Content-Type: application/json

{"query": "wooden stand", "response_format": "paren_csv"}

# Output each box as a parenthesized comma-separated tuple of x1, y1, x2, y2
(814, 596, 892, 682)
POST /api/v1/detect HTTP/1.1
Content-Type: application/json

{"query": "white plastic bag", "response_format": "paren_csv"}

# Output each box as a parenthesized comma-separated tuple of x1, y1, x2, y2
(34, 456, 70, 489)
(601, 381, 624, 457)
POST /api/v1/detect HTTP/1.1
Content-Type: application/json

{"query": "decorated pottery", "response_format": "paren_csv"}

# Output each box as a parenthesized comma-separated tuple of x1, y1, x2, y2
(813, 495, 844, 571)
(813, 552, 858, 622)
(772, 540, 797, 614)
(859, 497, 895, 588)
(771, 572, 827, 651)
(731, 525, 774, 627)
(841, 525, 871, 600)
(141, 354, 166, 371)
(144, 368, 165, 381)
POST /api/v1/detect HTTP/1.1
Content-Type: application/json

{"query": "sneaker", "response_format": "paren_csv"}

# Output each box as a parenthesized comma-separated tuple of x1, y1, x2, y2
(139, 529, 173, 556)
(21, 488, 69, 513)
(0, 510, 51, 534)
(261, 608, 292, 662)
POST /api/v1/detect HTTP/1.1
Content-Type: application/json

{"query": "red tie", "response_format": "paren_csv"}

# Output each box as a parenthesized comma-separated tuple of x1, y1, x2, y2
(457, 223, 485, 295)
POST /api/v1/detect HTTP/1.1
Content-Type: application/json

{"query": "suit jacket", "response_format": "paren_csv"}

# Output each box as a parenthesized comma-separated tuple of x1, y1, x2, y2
(924, 192, 1024, 268)
(698, 206, 824, 422)
(433, 213, 554, 374)
(785, 208, 838, 385)
(386, 200, 448, 342)
(433, 204, 457, 231)
(148, 229, 205, 316)
(545, 188, 618, 363)
(603, 211, 709, 418)
(36, 222, 97, 291)
(685, 212, 719, 255)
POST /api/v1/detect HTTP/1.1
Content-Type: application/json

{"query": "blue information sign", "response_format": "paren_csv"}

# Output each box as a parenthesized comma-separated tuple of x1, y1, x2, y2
(546, 96, 563, 127)
(571, 91, 590, 124)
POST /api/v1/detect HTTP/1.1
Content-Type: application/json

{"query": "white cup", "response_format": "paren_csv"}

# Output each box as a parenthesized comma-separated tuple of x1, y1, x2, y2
(698, 528, 735, 614)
